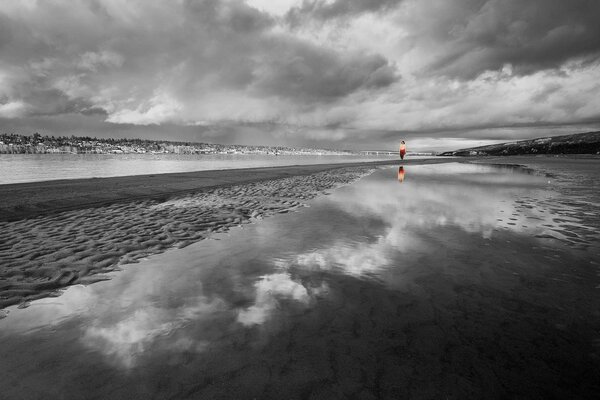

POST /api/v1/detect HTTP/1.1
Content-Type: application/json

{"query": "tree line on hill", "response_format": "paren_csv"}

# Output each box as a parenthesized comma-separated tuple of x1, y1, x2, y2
(0, 133, 352, 155)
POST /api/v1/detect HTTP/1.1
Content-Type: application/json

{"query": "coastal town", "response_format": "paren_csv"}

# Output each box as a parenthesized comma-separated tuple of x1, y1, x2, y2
(0, 133, 355, 156)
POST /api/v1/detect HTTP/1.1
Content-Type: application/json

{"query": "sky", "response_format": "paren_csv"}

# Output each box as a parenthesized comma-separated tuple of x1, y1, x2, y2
(1, 0, 600, 151)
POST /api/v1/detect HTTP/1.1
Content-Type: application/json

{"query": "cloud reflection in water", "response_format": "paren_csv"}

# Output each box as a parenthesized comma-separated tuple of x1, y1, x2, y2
(237, 272, 310, 326)
(288, 163, 552, 278)
(83, 295, 223, 368)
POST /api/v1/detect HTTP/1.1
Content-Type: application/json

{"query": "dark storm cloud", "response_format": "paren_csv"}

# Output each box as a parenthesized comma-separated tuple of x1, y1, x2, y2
(175, 0, 399, 103)
(23, 89, 94, 116)
(286, 0, 404, 25)
(252, 38, 397, 101)
(413, 0, 600, 78)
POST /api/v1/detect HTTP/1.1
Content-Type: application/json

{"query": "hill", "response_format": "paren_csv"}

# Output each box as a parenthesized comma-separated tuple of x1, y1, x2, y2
(439, 131, 600, 156)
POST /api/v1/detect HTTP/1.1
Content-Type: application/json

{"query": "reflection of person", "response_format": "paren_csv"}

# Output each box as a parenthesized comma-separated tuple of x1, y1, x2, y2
(397, 166, 405, 182)
(399, 141, 406, 160)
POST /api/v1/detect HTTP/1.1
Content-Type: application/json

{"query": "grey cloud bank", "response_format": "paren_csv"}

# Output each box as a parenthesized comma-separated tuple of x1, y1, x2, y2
(413, 0, 600, 79)
(0, 0, 599, 151)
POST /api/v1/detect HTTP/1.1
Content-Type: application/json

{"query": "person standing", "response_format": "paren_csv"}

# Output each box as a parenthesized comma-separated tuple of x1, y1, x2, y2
(399, 140, 406, 160)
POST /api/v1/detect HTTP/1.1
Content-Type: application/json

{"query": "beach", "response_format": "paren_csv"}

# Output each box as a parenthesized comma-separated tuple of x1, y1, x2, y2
(1, 156, 599, 399)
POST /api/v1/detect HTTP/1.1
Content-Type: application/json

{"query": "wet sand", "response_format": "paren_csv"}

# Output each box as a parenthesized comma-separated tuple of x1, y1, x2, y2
(0, 160, 598, 399)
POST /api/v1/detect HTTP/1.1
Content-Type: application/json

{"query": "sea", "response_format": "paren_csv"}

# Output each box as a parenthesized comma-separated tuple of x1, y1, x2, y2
(0, 153, 403, 184)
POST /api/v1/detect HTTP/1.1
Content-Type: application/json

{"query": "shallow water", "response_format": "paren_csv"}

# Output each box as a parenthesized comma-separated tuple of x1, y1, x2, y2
(1, 162, 599, 399)
(0, 153, 401, 184)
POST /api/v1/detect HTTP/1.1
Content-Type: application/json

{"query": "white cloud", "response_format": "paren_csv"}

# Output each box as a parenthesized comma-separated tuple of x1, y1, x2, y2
(106, 91, 182, 125)
(0, 100, 28, 118)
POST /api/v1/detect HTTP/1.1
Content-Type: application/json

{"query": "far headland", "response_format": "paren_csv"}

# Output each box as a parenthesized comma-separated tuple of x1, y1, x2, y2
(440, 131, 600, 156)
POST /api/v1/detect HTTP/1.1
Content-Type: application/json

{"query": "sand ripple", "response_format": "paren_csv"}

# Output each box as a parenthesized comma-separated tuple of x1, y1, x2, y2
(0, 167, 375, 312)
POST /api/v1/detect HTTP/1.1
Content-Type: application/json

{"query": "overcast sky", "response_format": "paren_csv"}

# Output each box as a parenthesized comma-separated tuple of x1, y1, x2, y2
(1, 0, 599, 151)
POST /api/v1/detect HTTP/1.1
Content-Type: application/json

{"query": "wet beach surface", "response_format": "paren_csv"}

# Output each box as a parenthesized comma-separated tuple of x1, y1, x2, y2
(1, 160, 599, 399)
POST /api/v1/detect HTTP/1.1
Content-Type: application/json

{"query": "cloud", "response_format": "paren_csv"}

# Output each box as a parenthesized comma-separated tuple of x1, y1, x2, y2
(250, 39, 397, 101)
(1, 0, 599, 150)
(0, 101, 27, 118)
(286, 0, 404, 25)
(246, 0, 300, 16)
(399, 0, 600, 79)
(106, 91, 182, 125)
(0, 0, 398, 127)
(296, 63, 600, 145)
(77, 50, 124, 72)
